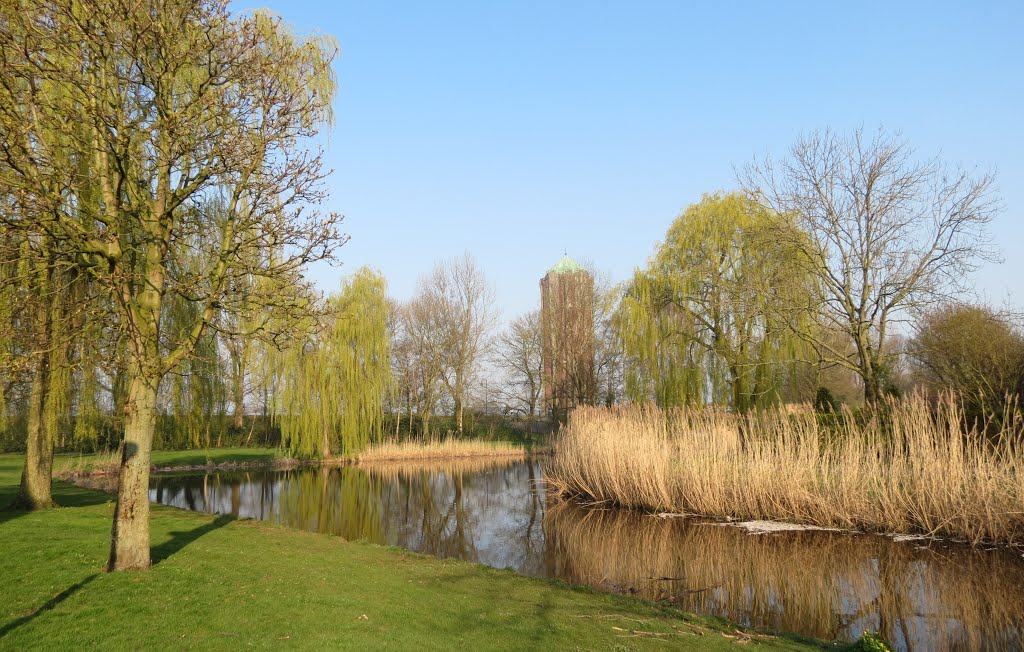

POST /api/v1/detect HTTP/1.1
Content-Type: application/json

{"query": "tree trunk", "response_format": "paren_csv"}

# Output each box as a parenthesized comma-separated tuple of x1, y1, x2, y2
(321, 429, 332, 459)
(232, 392, 245, 430)
(526, 396, 536, 438)
(13, 350, 54, 510)
(454, 395, 463, 436)
(863, 374, 882, 404)
(856, 334, 882, 404)
(262, 386, 270, 446)
(107, 374, 158, 571)
(860, 351, 881, 403)
(405, 390, 412, 436)
(13, 260, 55, 511)
(231, 354, 245, 431)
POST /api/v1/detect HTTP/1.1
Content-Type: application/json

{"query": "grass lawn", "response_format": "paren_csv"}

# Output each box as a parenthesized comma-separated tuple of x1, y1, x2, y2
(0, 453, 838, 650)
(54, 447, 287, 474)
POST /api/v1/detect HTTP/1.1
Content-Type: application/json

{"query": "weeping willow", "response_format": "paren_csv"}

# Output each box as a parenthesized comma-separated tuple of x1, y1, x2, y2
(157, 204, 229, 449)
(0, 229, 17, 441)
(617, 192, 815, 411)
(278, 267, 391, 458)
(73, 355, 104, 446)
(156, 289, 226, 449)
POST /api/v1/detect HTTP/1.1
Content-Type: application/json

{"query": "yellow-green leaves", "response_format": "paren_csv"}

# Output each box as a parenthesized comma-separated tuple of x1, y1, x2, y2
(618, 192, 814, 410)
(278, 267, 391, 458)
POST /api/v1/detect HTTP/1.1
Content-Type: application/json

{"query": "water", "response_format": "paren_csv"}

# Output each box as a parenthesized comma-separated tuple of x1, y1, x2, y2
(150, 459, 1024, 651)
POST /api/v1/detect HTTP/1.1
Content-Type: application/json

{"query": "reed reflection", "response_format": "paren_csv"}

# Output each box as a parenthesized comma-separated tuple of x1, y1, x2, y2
(544, 501, 1024, 652)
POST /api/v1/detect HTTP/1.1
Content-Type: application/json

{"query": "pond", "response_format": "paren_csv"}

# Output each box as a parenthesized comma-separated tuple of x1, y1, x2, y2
(149, 459, 1024, 651)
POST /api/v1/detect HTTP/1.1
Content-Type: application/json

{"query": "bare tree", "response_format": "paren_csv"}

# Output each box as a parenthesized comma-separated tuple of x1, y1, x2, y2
(420, 254, 498, 435)
(384, 298, 407, 437)
(395, 297, 446, 439)
(588, 265, 624, 408)
(495, 309, 542, 435)
(741, 127, 1000, 401)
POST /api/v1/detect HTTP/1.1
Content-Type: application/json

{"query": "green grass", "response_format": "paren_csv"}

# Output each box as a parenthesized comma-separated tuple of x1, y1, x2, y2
(53, 447, 286, 475)
(0, 454, 835, 650)
(146, 447, 285, 467)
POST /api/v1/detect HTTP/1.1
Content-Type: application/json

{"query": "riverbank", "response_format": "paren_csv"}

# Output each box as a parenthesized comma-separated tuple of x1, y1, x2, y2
(54, 440, 537, 480)
(548, 397, 1024, 546)
(0, 454, 841, 650)
(55, 447, 294, 477)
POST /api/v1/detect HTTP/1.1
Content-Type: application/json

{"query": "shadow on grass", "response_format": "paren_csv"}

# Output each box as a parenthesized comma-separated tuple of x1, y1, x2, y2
(0, 574, 99, 638)
(54, 481, 115, 508)
(152, 514, 235, 565)
(0, 481, 113, 527)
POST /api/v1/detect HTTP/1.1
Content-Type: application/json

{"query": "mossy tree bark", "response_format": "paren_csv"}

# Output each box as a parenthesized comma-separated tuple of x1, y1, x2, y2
(108, 374, 158, 570)
(12, 248, 59, 511)
(15, 347, 54, 510)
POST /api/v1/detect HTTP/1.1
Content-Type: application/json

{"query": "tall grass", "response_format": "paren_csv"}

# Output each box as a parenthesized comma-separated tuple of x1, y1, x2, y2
(548, 395, 1024, 545)
(358, 457, 523, 478)
(353, 438, 527, 464)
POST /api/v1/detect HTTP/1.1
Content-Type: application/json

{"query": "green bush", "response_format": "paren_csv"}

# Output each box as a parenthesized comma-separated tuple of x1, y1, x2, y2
(853, 630, 891, 652)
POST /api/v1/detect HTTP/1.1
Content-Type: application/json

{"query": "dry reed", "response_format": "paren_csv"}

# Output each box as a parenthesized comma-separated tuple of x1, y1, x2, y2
(353, 438, 527, 464)
(548, 395, 1024, 545)
(357, 456, 522, 479)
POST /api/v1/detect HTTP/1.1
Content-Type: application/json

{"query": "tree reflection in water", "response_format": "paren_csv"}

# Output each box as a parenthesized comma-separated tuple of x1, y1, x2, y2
(150, 461, 1023, 651)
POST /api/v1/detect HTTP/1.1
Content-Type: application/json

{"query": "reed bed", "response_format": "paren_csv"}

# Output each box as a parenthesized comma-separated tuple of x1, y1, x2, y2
(547, 395, 1024, 545)
(357, 456, 523, 479)
(352, 438, 527, 464)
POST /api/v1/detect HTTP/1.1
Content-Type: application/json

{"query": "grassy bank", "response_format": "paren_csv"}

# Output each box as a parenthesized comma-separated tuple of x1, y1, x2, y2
(548, 396, 1024, 545)
(0, 454, 832, 650)
(54, 447, 289, 477)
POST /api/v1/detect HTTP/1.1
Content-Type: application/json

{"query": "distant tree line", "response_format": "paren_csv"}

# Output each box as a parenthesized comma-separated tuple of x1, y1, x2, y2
(496, 128, 1013, 433)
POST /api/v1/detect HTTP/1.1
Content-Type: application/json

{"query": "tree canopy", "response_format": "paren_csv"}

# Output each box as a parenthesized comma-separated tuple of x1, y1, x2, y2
(278, 268, 391, 459)
(617, 192, 814, 410)
(742, 127, 999, 401)
(0, 0, 343, 569)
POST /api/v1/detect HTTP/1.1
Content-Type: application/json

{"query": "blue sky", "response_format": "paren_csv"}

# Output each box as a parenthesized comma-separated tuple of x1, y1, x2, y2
(242, 0, 1023, 322)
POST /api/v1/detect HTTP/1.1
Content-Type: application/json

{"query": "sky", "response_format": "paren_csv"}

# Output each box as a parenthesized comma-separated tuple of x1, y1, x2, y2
(238, 0, 1023, 323)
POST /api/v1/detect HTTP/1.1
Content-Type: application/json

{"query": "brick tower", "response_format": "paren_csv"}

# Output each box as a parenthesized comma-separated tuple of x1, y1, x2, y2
(540, 256, 595, 423)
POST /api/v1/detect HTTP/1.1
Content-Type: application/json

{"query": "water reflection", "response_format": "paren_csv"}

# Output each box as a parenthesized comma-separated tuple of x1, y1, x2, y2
(149, 461, 1024, 651)
(545, 502, 1024, 652)
(151, 460, 549, 573)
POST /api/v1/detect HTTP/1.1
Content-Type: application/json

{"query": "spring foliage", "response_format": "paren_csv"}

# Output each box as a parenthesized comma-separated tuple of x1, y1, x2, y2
(278, 268, 391, 458)
(617, 193, 814, 410)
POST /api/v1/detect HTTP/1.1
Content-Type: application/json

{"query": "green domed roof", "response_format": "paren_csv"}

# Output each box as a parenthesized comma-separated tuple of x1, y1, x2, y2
(547, 255, 585, 275)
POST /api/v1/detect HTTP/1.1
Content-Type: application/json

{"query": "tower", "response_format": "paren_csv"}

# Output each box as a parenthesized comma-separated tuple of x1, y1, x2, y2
(540, 255, 595, 423)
